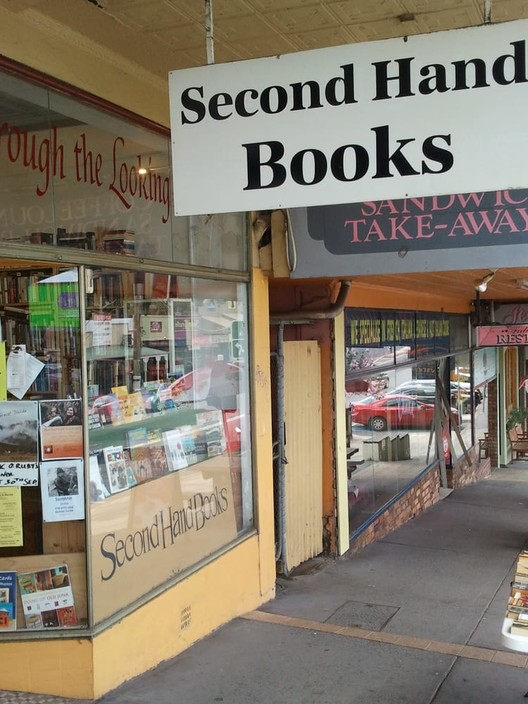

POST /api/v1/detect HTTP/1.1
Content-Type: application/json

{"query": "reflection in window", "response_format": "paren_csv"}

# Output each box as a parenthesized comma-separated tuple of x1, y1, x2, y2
(86, 267, 253, 622)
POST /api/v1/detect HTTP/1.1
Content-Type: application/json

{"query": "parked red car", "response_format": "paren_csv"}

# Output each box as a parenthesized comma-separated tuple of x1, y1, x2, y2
(350, 394, 458, 431)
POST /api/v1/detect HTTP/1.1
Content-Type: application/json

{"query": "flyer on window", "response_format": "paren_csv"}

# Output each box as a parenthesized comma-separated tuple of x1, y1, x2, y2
(0, 486, 23, 547)
(39, 399, 83, 460)
(17, 565, 77, 629)
(40, 459, 84, 522)
(0, 401, 39, 486)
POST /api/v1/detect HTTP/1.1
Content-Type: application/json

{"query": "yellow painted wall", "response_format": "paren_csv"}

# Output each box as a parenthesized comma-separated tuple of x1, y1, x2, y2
(0, 637, 93, 699)
(92, 535, 270, 699)
(0, 536, 273, 699)
(0, 268, 274, 700)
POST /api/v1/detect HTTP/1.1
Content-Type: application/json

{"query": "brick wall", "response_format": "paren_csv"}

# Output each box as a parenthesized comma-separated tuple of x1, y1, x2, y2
(487, 378, 498, 466)
(347, 466, 441, 555)
(448, 446, 492, 488)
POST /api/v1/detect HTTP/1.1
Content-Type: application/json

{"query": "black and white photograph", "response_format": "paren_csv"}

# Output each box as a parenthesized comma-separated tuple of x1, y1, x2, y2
(39, 459, 84, 522)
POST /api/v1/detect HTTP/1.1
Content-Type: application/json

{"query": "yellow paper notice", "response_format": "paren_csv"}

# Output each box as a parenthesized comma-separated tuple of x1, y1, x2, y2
(0, 487, 23, 547)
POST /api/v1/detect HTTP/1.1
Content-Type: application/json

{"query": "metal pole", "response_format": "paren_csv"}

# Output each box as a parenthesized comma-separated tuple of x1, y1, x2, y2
(484, 0, 492, 24)
(205, 0, 215, 65)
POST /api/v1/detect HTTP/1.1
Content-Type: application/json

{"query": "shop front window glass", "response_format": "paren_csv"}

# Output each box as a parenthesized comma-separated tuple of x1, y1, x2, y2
(344, 307, 471, 537)
(472, 347, 497, 461)
(450, 353, 472, 456)
(0, 261, 86, 631)
(86, 267, 252, 624)
(0, 70, 248, 271)
(346, 365, 441, 535)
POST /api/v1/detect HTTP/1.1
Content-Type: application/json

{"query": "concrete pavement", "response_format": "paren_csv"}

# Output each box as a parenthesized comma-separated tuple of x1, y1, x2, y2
(4, 462, 528, 703)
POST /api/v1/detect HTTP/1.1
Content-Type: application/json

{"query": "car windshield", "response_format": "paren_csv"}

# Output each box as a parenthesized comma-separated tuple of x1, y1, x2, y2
(358, 396, 379, 404)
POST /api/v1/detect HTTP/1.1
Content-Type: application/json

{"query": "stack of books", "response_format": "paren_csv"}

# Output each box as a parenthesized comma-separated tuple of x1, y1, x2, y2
(102, 229, 135, 255)
(508, 550, 528, 636)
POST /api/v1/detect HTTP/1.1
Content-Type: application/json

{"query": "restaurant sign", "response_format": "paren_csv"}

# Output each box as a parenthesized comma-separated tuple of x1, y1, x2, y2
(477, 325, 528, 346)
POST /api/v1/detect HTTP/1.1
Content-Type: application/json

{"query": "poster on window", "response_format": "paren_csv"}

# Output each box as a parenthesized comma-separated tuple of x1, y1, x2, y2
(39, 399, 83, 460)
(0, 401, 39, 486)
(40, 459, 84, 522)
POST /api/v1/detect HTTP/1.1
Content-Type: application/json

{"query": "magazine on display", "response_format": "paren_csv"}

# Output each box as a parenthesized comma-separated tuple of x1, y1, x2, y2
(126, 427, 152, 483)
(162, 428, 189, 472)
(102, 446, 129, 494)
(146, 429, 170, 477)
(0, 571, 17, 630)
(17, 565, 77, 629)
(88, 454, 110, 502)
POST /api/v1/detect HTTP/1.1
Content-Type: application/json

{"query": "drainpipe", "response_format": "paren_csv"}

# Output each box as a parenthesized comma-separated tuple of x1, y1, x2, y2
(270, 280, 351, 574)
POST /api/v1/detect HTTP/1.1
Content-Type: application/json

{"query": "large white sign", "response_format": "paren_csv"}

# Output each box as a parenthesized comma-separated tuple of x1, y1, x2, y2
(169, 19, 528, 216)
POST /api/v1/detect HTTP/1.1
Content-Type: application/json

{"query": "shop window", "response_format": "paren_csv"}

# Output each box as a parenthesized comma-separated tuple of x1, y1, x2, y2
(344, 306, 470, 537)
(0, 261, 253, 631)
(0, 262, 85, 631)
(0, 70, 248, 271)
(86, 268, 253, 624)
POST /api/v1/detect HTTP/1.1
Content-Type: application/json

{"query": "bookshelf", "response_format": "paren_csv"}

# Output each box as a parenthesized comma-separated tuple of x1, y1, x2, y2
(0, 266, 82, 399)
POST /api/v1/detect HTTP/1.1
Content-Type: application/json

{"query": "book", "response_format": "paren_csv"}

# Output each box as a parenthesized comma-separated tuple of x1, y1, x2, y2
(507, 604, 528, 620)
(88, 453, 110, 501)
(191, 426, 209, 463)
(0, 571, 17, 630)
(126, 427, 152, 482)
(102, 229, 135, 255)
(17, 565, 77, 629)
(196, 409, 227, 457)
(30, 232, 54, 246)
(179, 425, 197, 465)
(510, 620, 528, 637)
(126, 391, 146, 420)
(103, 446, 129, 493)
(162, 428, 188, 472)
(517, 550, 528, 563)
(516, 566, 528, 579)
(510, 585, 528, 607)
(122, 450, 138, 488)
(146, 429, 169, 477)
(513, 572, 528, 586)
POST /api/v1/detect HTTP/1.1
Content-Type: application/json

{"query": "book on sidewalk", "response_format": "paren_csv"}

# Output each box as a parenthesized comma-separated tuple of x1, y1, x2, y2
(507, 604, 528, 620)
(510, 620, 528, 637)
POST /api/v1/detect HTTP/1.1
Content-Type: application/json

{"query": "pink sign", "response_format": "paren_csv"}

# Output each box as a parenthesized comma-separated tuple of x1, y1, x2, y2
(477, 325, 528, 346)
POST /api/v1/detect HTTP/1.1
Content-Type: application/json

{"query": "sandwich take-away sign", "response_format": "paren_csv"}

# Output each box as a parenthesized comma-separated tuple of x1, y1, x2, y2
(169, 18, 528, 217)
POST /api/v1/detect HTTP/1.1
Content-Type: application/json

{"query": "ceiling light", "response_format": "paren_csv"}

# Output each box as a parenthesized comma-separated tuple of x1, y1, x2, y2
(475, 270, 496, 293)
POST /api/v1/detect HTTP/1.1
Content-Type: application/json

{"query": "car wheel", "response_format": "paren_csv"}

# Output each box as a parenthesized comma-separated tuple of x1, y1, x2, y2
(369, 416, 387, 431)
